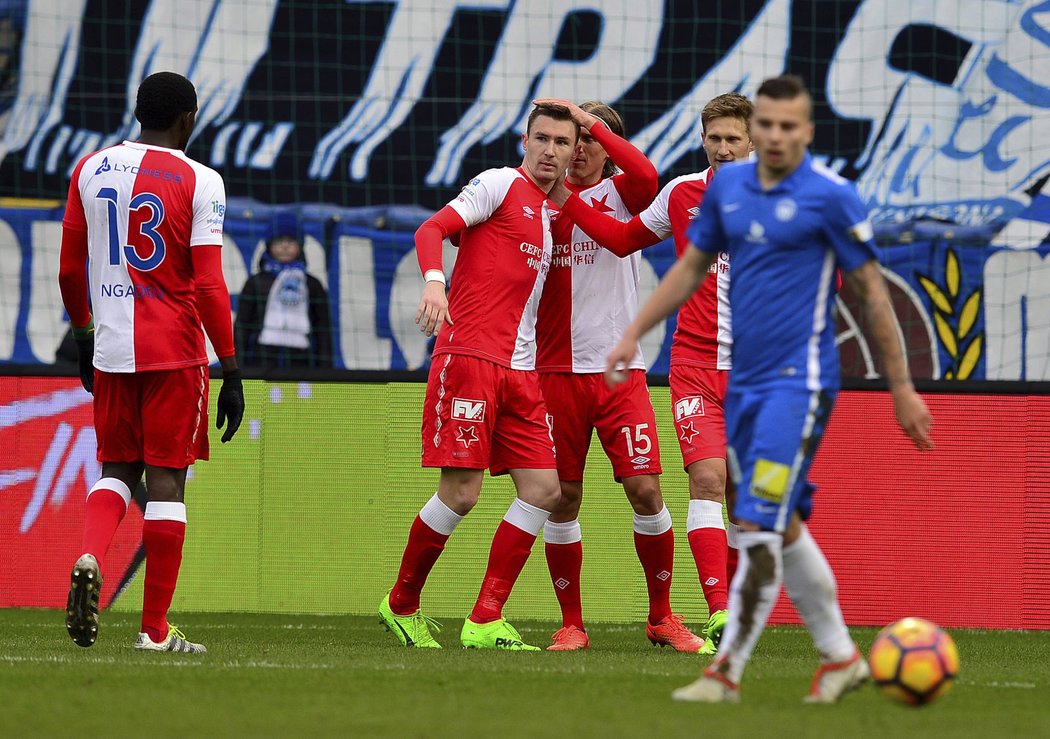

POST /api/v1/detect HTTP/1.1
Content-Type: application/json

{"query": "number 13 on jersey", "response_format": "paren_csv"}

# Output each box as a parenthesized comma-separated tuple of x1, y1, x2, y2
(96, 188, 167, 271)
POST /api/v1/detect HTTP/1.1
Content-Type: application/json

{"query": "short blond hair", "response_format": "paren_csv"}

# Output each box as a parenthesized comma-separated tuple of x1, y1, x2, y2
(700, 93, 753, 133)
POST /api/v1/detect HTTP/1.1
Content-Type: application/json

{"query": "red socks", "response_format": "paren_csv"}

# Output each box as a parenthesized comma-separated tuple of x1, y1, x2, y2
(389, 516, 450, 615)
(633, 507, 675, 625)
(470, 499, 550, 624)
(141, 502, 186, 642)
(545, 540, 584, 629)
(470, 520, 537, 623)
(80, 479, 132, 574)
(688, 527, 730, 613)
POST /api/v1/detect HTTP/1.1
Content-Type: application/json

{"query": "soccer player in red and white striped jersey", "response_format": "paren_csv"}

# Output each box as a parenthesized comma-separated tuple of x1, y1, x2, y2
(59, 72, 244, 654)
(533, 99, 705, 652)
(551, 93, 754, 650)
(379, 105, 579, 650)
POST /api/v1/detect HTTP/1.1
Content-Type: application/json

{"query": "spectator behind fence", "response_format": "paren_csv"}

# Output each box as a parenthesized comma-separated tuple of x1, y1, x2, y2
(235, 235, 333, 369)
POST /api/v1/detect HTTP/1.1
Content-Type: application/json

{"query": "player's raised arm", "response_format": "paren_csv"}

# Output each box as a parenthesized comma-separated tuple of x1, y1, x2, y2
(606, 244, 716, 385)
(546, 174, 661, 257)
(845, 261, 933, 451)
(414, 205, 466, 337)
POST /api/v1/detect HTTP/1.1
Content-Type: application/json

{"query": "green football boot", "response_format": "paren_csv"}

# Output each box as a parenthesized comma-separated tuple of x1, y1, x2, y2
(460, 618, 540, 651)
(704, 609, 729, 649)
(379, 593, 442, 648)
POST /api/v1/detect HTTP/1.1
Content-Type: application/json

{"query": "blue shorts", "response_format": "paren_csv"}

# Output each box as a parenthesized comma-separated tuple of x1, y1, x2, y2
(725, 385, 835, 532)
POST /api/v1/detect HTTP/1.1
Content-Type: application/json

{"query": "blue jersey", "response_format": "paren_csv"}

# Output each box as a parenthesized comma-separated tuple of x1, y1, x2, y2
(686, 154, 877, 392)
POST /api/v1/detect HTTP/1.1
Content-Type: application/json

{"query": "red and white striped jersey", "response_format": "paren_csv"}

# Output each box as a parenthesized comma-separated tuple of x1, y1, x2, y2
(639, 169, 731, 370)
(63, 141, 226, 373)
(433, 167, 553, 370)
(536, 177, 645, 373)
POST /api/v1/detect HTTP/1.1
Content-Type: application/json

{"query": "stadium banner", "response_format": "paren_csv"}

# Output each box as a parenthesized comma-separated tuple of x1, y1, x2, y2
(2, 203, 1049, 379)
(4, 376, 1049, 630)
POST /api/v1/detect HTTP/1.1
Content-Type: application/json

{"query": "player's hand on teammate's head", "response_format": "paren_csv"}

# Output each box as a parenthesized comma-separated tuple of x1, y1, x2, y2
(893, 388, 933, 451)
(216, 369, 245, 443)
(416, 281, 452, 338)
(532, 98, 595, 132)
(73, 322, 95, 394)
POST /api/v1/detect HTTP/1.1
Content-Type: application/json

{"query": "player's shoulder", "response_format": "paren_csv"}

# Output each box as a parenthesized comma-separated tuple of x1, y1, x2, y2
(665, 169, 711, 192)
(71, 144, 124, 181)
(179, 152, 224, 189)
(805, 158, 852, 190)
(464, 166, 522, 188)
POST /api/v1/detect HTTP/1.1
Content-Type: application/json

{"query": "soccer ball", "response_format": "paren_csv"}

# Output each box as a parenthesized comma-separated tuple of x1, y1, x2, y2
(868, 617, 959, 706)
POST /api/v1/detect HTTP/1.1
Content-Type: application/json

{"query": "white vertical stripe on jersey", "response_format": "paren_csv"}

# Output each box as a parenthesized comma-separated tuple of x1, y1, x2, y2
(806, 250, 837, 392)
(716, 262, 733, 370)
(510, 201, 553, 370)
(84, 146, 146, 372)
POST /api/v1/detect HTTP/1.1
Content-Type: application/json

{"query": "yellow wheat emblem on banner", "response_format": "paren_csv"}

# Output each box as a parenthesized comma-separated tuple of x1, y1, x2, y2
(916, 247, 983, 380)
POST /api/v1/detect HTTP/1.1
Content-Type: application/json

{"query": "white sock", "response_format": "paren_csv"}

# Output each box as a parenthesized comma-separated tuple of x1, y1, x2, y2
(726, 522, 741, 550)
(418, 493, 464, 536)
(782, 524, 856, 663)
(687, 499, 725, 533)
(504, 498, 551, 536)
(544, 518, 582, 544)
(719, 530, 783, 685)
(633, 505, 672, 535)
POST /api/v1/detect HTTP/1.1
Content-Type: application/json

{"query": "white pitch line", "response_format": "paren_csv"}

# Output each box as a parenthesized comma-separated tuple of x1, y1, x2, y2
(0, 655, 334, 670)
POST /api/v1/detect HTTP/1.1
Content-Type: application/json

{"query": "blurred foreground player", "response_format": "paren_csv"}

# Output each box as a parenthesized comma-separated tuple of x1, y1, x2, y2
(606, 75, 932, 703)
(59, 71, 244, 653)
(379, 105, 578, 650)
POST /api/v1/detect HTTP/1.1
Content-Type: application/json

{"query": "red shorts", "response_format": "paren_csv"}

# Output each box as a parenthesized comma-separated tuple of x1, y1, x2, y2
(421, 354, 556, 475)
(669, 364, 728, 469)
(93, 365, 210, 468)
(539, 370, 661, 482)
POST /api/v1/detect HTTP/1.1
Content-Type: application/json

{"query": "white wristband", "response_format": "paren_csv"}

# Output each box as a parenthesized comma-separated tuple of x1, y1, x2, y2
(423, 269, 446, 286)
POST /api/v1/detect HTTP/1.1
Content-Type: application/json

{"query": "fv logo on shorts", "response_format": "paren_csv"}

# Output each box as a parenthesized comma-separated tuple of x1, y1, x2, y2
(451, 397, 486, 422)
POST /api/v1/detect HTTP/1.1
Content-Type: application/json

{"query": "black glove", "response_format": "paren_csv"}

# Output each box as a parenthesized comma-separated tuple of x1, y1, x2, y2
(72, 323, 95, 394)
(216, 369, 245, 443)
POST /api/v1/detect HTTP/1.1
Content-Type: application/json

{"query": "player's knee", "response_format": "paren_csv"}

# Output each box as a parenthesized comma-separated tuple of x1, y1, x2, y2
(552, 485, 582, 518)
(688, 467, 726, 503)
(442, 488, 480, 515)
(623, 477, 663, 515)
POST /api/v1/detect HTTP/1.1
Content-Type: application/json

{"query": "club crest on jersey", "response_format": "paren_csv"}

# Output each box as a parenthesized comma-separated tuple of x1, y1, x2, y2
(94, 157, 111, 175)
(451, 397, 486, 423)
(775, 198, 797, 222)
(746, 220, 766, 243)
(674, 395, 705, 421)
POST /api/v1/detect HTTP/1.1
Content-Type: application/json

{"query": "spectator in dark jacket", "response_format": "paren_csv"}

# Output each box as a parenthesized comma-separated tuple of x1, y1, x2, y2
(235, 235, 333, 368)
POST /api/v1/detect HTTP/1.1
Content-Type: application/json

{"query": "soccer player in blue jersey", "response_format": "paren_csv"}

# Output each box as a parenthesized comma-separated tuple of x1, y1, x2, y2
(606, 75, 933, 704)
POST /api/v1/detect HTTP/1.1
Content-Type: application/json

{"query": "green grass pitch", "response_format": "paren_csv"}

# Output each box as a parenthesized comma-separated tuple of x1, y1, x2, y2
(3, 609, 1047, 737)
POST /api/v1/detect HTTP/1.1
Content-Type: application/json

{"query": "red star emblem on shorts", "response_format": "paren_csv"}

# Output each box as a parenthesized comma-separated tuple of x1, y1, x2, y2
(589, 193, 615, 213)
(678, 421, 699, 444)
(456, 425, 480, 448)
